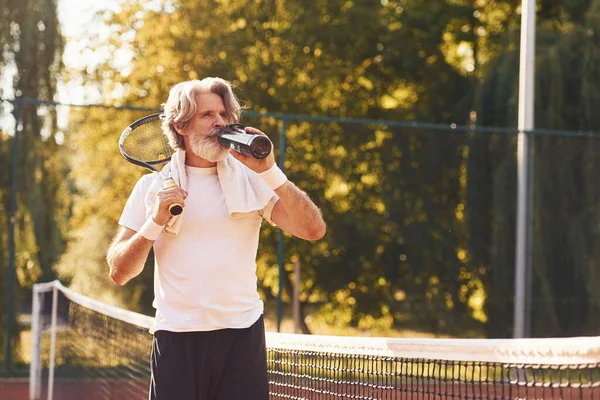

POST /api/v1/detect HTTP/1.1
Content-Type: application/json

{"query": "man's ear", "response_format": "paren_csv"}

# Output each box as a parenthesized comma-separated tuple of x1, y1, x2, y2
(173, 122, 187, 136)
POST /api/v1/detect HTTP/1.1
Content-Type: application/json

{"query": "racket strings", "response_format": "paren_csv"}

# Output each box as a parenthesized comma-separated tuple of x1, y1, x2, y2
(121, 119, 174, 163)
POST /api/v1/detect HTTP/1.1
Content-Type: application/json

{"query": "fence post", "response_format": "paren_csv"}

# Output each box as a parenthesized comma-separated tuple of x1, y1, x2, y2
(276, 120, 287, 333)
(514, 0, 536, 339)
(5, 98, 22, 373)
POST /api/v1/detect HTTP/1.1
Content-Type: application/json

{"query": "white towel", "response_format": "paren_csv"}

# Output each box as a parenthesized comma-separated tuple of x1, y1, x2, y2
(144, 149, 274, 235)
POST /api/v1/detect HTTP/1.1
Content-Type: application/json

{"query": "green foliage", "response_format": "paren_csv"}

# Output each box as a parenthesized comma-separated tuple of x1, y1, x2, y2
(15, 0, 600, 343)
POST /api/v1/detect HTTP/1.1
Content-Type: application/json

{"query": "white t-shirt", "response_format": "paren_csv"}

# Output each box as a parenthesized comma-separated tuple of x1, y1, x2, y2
(118, 165, 278, 332)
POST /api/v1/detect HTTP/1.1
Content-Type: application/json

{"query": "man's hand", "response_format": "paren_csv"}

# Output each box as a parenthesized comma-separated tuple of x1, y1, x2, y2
(152, 183, 188, 226)
(228, 127, 276, 173)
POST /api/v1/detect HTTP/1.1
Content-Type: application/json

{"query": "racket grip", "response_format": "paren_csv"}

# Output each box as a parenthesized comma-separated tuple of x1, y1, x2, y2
(163, 178, 184, 216)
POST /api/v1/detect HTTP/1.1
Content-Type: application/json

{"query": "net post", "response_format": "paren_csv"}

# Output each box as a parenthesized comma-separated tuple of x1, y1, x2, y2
(29, 284, 43, 400)
(47, 285, 59, 400)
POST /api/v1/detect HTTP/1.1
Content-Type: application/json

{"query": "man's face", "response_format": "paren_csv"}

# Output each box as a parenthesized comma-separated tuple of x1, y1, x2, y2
(183, 92, 230, 162)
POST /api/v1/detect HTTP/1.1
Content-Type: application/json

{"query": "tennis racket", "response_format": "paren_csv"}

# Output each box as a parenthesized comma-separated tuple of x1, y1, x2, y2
(119, 113, 183, 216)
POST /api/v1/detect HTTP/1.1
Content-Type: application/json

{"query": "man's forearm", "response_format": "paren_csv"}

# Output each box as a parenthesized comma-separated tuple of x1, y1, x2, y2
(275, 181, 326, 240)
(107, 233, 154, 286)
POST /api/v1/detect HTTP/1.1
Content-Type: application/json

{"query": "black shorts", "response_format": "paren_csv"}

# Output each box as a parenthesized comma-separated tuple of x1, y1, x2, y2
(149, 315, 269, 400)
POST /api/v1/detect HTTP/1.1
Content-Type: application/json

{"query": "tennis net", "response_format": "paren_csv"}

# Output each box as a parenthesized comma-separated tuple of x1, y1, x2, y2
(30, 281, 600, 399)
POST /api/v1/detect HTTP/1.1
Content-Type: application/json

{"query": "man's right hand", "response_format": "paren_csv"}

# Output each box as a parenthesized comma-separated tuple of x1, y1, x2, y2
(152, 184, 188, 226)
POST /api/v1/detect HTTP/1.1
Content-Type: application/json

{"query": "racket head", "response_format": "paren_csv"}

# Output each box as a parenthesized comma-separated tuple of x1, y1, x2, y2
(119, 113, 175, 172)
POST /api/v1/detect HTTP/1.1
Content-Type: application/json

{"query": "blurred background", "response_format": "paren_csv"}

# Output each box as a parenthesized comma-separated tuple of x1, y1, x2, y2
(1, 0, 600, 378)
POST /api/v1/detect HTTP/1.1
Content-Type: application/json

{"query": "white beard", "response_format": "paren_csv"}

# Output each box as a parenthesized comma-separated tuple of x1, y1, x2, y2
(187, 130, 228, 162)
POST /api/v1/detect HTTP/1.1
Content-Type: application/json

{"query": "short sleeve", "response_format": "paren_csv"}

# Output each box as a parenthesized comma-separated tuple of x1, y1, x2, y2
(118, 174, 154, 232)
(258, 194, 280, 226)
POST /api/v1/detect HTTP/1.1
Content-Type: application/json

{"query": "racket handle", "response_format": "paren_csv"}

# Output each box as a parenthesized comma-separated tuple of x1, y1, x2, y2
(163, 178, 184, 216)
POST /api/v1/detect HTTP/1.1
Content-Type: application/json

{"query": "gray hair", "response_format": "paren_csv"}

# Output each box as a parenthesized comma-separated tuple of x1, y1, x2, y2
(161, 78, 243, 150)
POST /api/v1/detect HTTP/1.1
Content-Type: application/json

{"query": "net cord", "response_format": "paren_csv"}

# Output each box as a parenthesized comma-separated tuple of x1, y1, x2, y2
(265, 332, 600, 364)
(35, 280, 154, 329)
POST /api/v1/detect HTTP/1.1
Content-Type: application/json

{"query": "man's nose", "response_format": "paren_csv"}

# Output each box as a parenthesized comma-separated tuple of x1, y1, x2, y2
(214, 114, 225, 127)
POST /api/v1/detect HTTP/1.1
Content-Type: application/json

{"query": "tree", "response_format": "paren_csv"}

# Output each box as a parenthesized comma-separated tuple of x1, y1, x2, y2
(0, 0, 64, 369)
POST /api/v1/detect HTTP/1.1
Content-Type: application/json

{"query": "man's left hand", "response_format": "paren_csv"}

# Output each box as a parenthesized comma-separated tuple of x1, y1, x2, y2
(228, 127, 276, 173)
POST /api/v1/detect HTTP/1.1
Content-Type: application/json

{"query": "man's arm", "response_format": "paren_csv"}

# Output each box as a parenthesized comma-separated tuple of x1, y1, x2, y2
(269, 181, 326, 241)
(108, 173, 188, 286)
(227, 126, 326, 241)
(106, 227, 154, 286)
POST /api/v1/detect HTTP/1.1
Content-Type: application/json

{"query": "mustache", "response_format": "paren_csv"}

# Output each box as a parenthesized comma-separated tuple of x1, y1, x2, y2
(205, 128, 221, 138)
